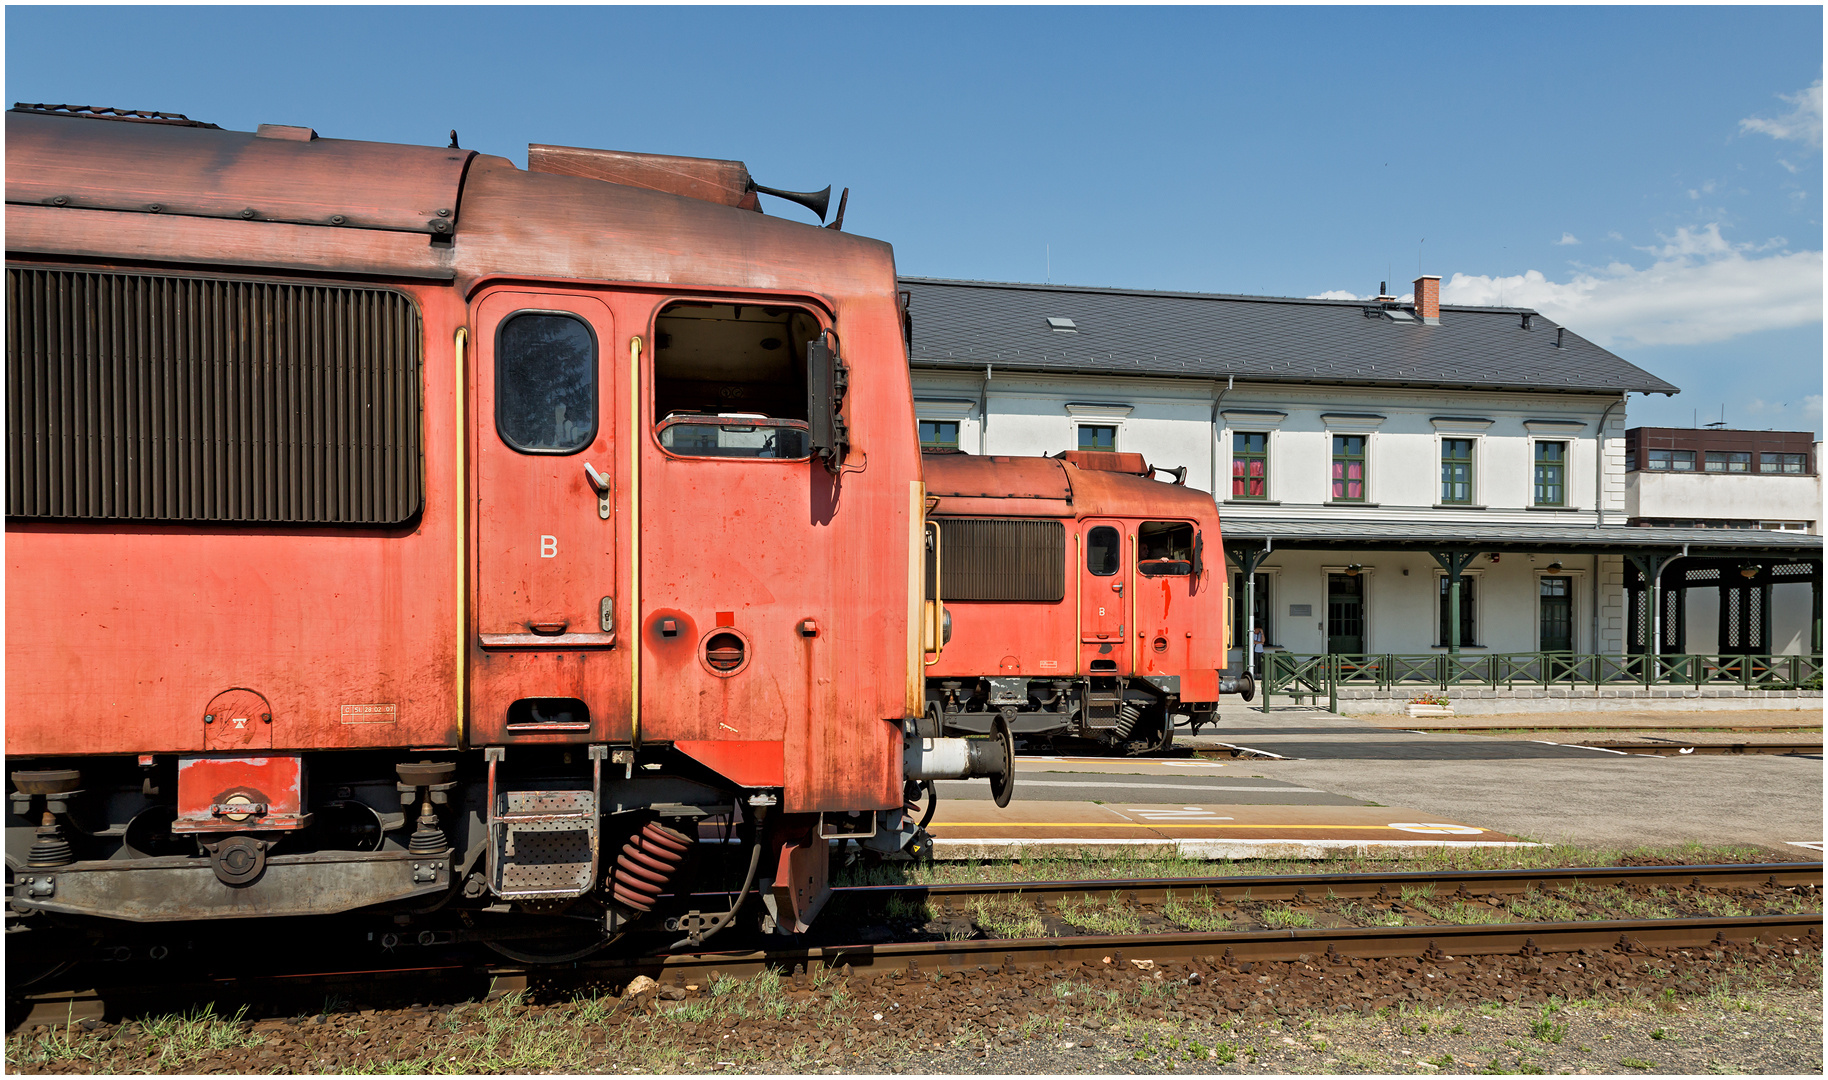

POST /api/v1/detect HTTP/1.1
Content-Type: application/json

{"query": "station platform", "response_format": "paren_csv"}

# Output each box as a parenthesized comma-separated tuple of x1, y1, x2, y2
(923, 799, 1531, 860)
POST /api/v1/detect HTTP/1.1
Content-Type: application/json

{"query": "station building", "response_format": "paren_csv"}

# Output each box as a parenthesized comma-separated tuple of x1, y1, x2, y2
(901, 276, 1823, 668)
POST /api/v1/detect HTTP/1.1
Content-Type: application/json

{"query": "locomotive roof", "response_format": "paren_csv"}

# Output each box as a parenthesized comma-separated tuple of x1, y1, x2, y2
(5, 109, 897, 302)
(922, 453, 1218, 521)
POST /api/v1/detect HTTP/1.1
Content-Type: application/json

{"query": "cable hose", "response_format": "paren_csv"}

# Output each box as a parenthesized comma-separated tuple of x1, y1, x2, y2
(666, 835, 764, 952)
(917, 779, 938, 831)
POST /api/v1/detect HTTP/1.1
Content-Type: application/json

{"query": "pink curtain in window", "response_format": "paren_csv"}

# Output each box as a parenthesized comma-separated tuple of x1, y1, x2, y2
(1332, 461, 1362, 499)
(1233, 459, 1265, 497)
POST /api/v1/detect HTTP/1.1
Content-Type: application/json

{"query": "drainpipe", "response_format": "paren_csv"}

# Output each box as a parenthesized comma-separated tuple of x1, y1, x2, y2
(979, 364, 991, 455)
(1210, 376, 1234, 496)
(1592, 395, 1627, 654)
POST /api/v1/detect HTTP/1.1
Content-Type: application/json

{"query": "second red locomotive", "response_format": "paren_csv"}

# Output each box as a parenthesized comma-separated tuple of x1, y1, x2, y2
(921, 450, 1253, 756)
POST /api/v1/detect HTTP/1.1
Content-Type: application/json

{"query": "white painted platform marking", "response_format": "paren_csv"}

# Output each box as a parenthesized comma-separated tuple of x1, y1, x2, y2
(1386, 822, 1486, 835)
(1121, 807, 1236, 822)
(1786, 841, 1824, 853)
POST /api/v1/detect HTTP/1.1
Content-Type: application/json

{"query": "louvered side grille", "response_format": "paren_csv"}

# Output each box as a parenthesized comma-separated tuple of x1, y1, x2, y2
(937, 518, 1066, 602)
(6, 268, 422, 524)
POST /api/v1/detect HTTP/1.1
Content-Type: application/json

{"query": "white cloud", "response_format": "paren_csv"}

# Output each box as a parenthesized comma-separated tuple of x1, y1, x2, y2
(1606, 231, 1625, 242)
(1306, 289, 1413, 302)
(1740, 80, 1823, 148)
(1555, 233, 1580, 246)
(1440, 224, 1823, 348)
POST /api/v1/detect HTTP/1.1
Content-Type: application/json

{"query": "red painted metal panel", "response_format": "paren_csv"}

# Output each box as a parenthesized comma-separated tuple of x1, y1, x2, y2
(174, 754, 307, 833)
(6, 111, 474, 234)
(673, 740, 785, 788)
(5, 284, 466, 757)
(202, 689, 273, 753)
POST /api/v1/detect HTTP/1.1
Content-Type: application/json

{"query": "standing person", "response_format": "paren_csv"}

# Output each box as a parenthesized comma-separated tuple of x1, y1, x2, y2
(1251, 624, 1265, 678)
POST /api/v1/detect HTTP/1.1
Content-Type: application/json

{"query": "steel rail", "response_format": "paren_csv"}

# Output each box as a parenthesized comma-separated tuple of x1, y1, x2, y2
(1567, 741, 1821, 756)
(478, 912, 1823, 988)
(829, 861, 1823, 910)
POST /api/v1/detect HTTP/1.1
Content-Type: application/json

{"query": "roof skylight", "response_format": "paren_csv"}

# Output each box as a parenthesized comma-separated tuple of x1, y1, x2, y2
(1046, 317, 1078, 332)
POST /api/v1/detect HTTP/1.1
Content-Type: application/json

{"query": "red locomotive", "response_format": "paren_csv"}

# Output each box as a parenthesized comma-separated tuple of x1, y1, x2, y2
(921, 451, 1253, 756)
(3, 104, 1008, 959)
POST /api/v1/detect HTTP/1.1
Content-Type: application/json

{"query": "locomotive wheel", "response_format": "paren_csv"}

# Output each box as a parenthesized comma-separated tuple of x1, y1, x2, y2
(990, 715, 1016, 808)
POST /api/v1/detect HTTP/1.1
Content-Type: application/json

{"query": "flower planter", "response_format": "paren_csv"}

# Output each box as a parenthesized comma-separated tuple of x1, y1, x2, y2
(1407, 703, 1455, 718)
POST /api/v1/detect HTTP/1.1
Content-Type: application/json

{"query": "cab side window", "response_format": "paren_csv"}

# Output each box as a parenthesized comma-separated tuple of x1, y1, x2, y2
(497, 312, 597, 454)
(652, 300, 815, 460)
(1086, 526, 1121, 576)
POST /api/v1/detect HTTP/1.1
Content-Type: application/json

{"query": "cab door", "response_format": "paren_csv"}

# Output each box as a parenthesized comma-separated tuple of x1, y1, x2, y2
(1134, 520, 1199, 677)
(1079, 520, 1130, 673)
(468, 289, 627, 744)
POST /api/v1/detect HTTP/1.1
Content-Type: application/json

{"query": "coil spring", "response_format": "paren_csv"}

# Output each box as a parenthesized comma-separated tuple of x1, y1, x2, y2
(1112, 702, 1143, 740)
(608, 821, 693, 913)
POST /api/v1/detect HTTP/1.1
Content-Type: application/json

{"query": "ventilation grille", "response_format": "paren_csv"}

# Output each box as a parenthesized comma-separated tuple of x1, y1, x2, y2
(937, 518, 1065, 602)
(6, 268, 423, 524)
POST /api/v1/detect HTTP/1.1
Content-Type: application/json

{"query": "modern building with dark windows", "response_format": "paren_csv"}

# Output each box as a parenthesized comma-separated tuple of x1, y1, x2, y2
(902, 276, 1823, 665)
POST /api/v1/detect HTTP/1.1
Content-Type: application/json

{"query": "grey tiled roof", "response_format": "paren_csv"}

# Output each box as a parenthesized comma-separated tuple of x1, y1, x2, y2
(901, 278, 1680, 396)
(1217, 517, 1821, 556)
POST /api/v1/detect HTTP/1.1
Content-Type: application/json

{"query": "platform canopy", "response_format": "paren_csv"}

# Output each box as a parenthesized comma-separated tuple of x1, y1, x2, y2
(1218, 518, 1823, 559)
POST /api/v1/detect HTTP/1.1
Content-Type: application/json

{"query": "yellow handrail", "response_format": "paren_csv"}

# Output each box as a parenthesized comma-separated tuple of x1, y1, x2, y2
(629, 335, 643, 747)
(453, 326, 468, 749)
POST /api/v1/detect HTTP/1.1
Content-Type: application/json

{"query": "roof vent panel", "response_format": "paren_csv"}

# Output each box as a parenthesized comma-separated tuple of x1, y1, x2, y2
(1045, 317, 1077, 332)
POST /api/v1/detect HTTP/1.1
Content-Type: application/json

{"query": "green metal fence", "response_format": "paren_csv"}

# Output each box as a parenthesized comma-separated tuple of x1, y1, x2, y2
(1259, 651, 1824, 713)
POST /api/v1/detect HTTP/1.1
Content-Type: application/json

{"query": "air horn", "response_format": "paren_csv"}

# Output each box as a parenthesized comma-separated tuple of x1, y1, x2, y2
(748, 180, 839, 225)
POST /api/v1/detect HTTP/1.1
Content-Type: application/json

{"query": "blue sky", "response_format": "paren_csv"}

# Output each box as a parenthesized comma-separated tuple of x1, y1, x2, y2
(8, 6, 1821, 434)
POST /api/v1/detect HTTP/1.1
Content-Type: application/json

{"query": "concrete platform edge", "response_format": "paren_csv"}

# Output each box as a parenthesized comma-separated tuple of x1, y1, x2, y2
(930, 837, 1543, 861)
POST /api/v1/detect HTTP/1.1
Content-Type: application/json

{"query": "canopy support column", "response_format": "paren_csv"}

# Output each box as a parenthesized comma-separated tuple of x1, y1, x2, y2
(1430, 550, 1480, 657)
(1228, 541, 1273, 713)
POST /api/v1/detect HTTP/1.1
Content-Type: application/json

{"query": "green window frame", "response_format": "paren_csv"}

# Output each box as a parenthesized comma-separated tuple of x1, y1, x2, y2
(1533, 441, 1566, 506)
(1440, 438, 1474, 504)
(1330, 435, 1367, 502)
(1078, 424, 1117, 452)
(1232, 432, 1269, 500)
(919, 419, 960, 450)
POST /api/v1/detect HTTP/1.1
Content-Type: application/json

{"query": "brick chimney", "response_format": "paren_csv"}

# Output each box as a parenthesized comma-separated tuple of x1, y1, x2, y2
(1413, 275, 1440, 324)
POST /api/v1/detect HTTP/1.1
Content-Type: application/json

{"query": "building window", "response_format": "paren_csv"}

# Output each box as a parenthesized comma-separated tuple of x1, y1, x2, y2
(1647, 449, 1695, 471)
(1760, 521, 1811, 531)
(1330, 435, 1367, 502)
(919, 419, 960, 450)
(1533, 441, 1566, 506)
(1704, 451, 1750, 473)
(1760, 452, 1806, 474)
(1232, 432, 1269, 499)
(1440, 439, 1474, 504)
(1078, 424, 1117, 452)
(1437, 577, 1477, 647)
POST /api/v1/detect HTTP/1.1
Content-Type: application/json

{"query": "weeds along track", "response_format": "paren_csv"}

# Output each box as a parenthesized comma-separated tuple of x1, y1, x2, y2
(10, 863, 1820, 1029)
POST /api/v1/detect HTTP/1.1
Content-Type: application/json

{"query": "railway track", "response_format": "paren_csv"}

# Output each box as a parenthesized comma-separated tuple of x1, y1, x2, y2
(1568, 740, 1821, 756)
(833, 861, 1824, 910)
(11, 862, 1819, 1030)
